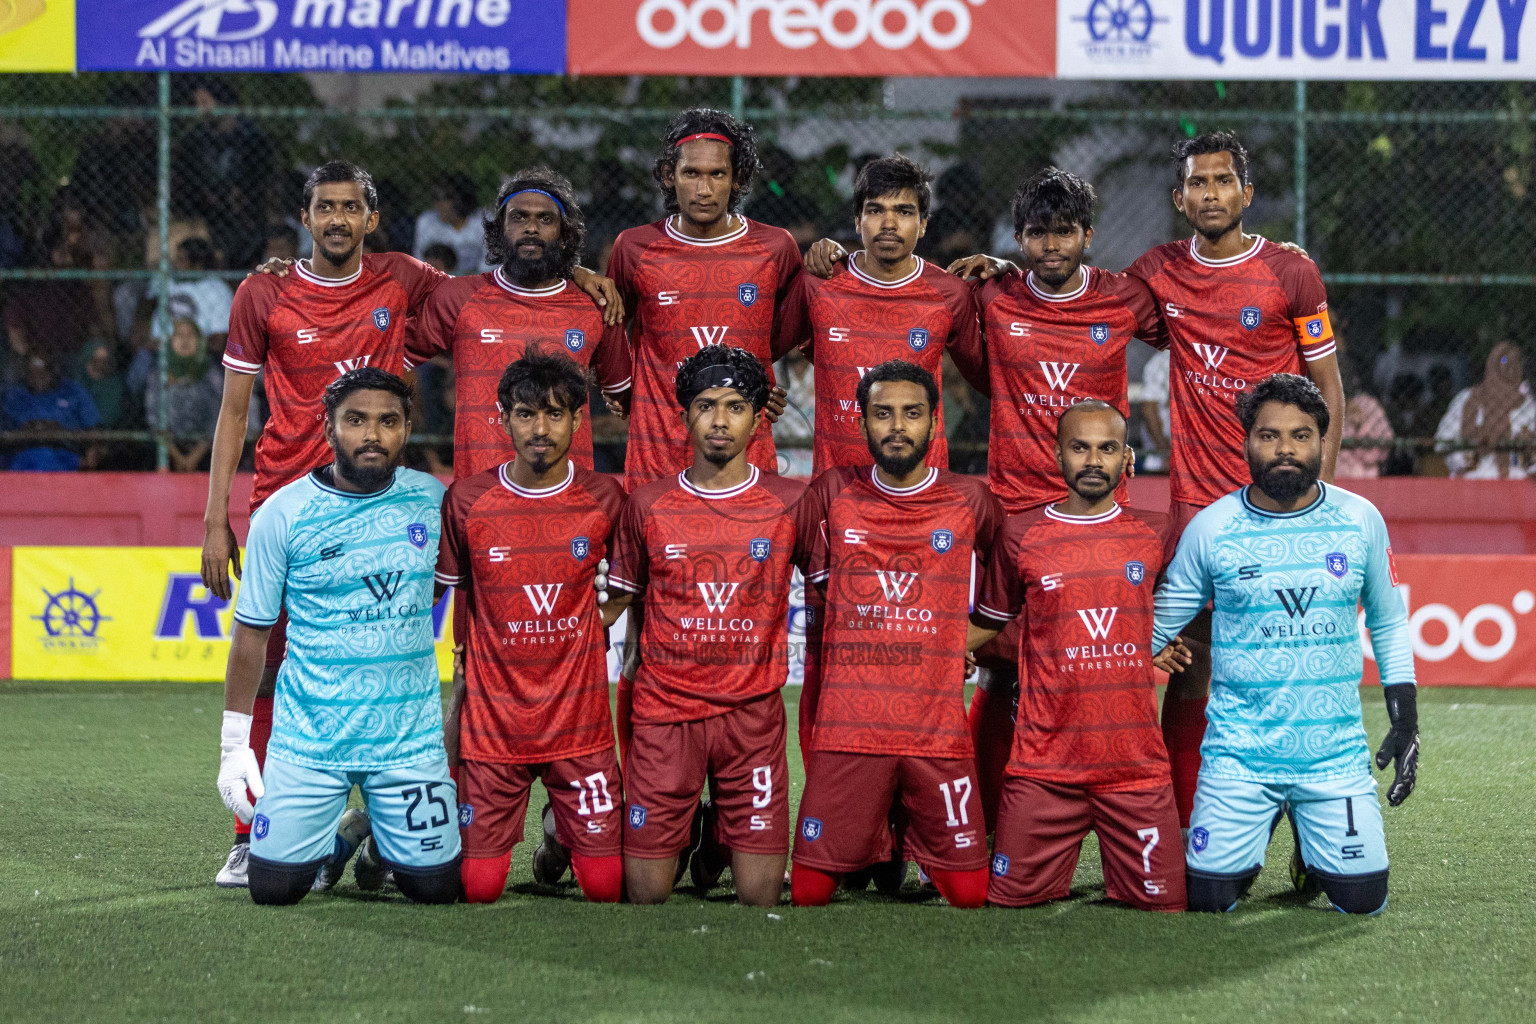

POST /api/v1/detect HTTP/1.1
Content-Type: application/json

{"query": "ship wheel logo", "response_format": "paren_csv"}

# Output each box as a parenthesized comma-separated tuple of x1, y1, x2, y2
(1082, 0, 1157, 42)
(33, 578, 111, 637)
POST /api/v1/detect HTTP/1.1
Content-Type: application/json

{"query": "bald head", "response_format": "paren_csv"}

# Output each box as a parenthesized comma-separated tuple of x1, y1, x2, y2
(1054, 400, 1130, 503)
(1056, 399, 1125, 441)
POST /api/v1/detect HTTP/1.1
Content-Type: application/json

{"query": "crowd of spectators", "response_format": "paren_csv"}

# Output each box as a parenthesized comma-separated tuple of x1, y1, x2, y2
(0, 87, 1529, 479)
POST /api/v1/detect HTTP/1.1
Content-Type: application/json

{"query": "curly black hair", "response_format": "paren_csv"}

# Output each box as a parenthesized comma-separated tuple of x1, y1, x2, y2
(322, 366, 413, 422)
(675, 344, 771, 412)
(1174, 130, 1251, 188)
(855, 360, 939, 416)
(482, 166, 585, 278)
(1011, 166, 1097, 236)
(1236, 373, 1330, 438)
(652, 108, 760, 216)
(497, 349, 592, 415)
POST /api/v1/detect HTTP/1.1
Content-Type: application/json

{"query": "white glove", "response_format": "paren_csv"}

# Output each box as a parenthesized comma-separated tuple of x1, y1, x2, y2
(594, 557, 610, 605)
(217, 710, 265, 823)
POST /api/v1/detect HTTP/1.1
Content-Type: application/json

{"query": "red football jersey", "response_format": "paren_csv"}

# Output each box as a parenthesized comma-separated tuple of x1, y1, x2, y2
(803, 466, 1003, 759)
(607, 217, 802, 491)
(607, 466, 809, 724)
(1127, 237, 1335, 507)
(975, 503, 1170, 791)
(775, 254, 986, 476)
(406, 268, 632, 479)
(223, 254, 447, 508)
(980, 267, 1163, 514)
(435, 461, 625, 764)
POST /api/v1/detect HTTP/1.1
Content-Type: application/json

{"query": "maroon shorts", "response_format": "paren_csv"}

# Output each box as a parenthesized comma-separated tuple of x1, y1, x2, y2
(459, 750, 623, 858)
(624, 692, 789, 859)
(988, 775, 1185, 911)
(794, 750, 988, 874)
(263, 609, 288, 669)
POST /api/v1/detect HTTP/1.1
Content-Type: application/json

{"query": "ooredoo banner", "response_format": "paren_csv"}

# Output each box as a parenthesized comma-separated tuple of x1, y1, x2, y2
(75, 0, 566, 74)
(566, 0, 1057, 77)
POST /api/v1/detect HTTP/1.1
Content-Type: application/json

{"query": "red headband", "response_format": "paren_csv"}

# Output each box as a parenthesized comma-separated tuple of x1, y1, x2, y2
(676, 132, 734, 148)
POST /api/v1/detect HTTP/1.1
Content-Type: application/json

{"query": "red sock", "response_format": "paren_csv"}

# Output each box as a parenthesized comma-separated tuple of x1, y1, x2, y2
(967, 682, 1014, 834)
(616, 674, 634, 769)
(929, 867, 989, 909)
(461, 853, 511, 903)
(570, 852, 623, 903)
(790, 863, 839, 907)
(235, 696, 275, 837)
(1162, 693, 1208, 829)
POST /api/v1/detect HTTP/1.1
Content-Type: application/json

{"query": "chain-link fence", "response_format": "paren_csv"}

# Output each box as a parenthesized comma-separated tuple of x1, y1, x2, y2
(0, 73, 1531, 477)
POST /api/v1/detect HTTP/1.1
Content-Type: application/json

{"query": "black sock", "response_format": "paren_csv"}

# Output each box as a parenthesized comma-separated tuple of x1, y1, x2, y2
(234, 834, 250, 846)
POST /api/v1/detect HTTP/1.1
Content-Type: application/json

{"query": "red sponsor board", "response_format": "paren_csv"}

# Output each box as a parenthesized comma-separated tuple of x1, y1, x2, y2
(566, 0, 1056, 77)
(1362, 556, 1536, 688)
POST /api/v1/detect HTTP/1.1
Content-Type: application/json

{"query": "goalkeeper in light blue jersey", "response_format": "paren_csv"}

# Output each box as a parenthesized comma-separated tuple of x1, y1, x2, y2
(1152, 374, 1420, 915)
(216, 368, 461, 905)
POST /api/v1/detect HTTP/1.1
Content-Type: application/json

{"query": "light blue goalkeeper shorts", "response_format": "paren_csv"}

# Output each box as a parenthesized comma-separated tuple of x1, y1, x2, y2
(1186, 772, 1388, 878)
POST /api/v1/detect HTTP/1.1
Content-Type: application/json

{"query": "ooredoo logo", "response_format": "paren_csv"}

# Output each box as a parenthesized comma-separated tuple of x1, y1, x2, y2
(1363, 586, 1536, 665)
(635, 0, 986, 51)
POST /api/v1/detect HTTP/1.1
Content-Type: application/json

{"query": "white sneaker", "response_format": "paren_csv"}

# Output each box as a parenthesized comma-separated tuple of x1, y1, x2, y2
(216, 843, 250, 888)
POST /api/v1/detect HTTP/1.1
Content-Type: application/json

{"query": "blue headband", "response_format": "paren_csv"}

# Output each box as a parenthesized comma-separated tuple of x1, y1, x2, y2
(499, 188, 566, 216)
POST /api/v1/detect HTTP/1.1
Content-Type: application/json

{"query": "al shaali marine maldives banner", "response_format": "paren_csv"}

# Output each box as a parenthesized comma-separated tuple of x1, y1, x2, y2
(75, 0, 566, 73)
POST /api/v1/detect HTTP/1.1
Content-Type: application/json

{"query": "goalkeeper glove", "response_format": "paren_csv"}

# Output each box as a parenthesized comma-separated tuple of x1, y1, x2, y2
(1374, 684, 1419, 807)
(217, 710, 265, 823)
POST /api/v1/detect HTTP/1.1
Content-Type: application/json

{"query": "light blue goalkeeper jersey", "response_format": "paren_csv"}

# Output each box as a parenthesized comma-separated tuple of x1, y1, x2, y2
(1152, 483, 1415, 784)
(234, 467, 446, 772)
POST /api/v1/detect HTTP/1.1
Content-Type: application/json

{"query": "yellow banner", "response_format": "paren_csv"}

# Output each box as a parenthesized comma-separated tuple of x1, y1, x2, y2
(0, 0, 74, 72)
(11, 547, 455, 682)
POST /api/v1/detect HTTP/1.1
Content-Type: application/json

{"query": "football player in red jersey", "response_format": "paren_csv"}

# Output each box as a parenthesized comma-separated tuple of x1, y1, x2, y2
(602, 345, 810, 907)
(969, 401, 1184, 911)
(1125, 132, 1345, 828)
(434, 353, 626, 904)
(199, 161, 449, 887)
(407, 167, 632, 481)
(791, 360, 1002, 909)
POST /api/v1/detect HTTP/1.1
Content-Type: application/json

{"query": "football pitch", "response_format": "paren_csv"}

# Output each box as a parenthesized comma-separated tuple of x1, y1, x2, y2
(2, 682, 1533, 1024)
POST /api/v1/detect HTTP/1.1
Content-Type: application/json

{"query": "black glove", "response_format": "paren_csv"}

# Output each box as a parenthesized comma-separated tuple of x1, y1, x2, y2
(1374, 684, 1419, 807)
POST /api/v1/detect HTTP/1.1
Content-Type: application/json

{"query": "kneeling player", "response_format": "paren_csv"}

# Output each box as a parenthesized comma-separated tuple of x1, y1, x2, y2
(969, 401, 1184, 911)
(791, 361, 1002, 909)
(1153, 374, 1419, 915)
(435, 353, 626, 903)
(216, 368, 461, 905)
(602, 346, 809, 907)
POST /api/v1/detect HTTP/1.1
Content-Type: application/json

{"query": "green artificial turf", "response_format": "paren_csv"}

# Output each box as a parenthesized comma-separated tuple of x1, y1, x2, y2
(1, 682, 1533, 1023)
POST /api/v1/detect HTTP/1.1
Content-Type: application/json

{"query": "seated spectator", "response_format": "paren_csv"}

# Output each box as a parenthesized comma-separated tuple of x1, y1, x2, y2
(145, 318, 223, 473)
(78, 340, 127, 428)
(1436, 342, 1535, 480)
(6, 196, 115, 368)
(414, 171, 486, 275)
(772, 349, 815, 477)
(262, 224, 299, 263)
(420, 243, 457, 275)
(2, 352, 100, 471)
(172, 76, 272, 269)
(1337, 356, 1395, 479)
(156, 236, 233, 354)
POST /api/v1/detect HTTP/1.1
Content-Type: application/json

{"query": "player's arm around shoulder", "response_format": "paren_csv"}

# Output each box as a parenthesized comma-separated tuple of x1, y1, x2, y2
(1151, 500, 1222, 667)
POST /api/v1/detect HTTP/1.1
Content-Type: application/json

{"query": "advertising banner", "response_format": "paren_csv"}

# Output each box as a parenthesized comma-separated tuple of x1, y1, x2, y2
(75, 0, 565, 74)
(0, 0, 74, 71)
(11, 547, 457, 682)
(567, 0, 1056, 77)
(1056, 0, 1536, 79)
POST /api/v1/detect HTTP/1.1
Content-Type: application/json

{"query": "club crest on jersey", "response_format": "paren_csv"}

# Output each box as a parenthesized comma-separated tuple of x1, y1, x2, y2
(931, 529, 954, 553)
(1240, 306, 1261, 330)
(571, 536, 590, 561)
(252, 814, 270, 840)
(564, 328, 585, 352)
(1306, 318, 1324, 338)
(750, 537, 771, 563)
(628, 805, 647, 829)
(1125, 560, 1146, 585)
(1326, 552, 1349, 578)
(908, 328, 930, 351)
(1190, 826, 1209, 853)
(371, 306, 390, 331)
(991, 853, 1010, 877)
(458, 803, 474, 828)
(738, 283, 758, 306)
(801, 817, 823, 841)
(407, 523, 428, 548)
(1089, 323, 1110, 344)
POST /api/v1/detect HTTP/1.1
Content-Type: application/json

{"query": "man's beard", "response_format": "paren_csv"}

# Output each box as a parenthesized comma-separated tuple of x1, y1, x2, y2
(702, 438, 738, 467)
(335, 443, 399, 491)
(1192, 208, 1241, 243)
(1249, 451, 1321, 503)
(1069, 464, 1119, 501)
(1033, 258, 1078, 289)
(316, 232, 359, 267)
(504, 240, 565, 287)
(868, 430, 931, 479)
